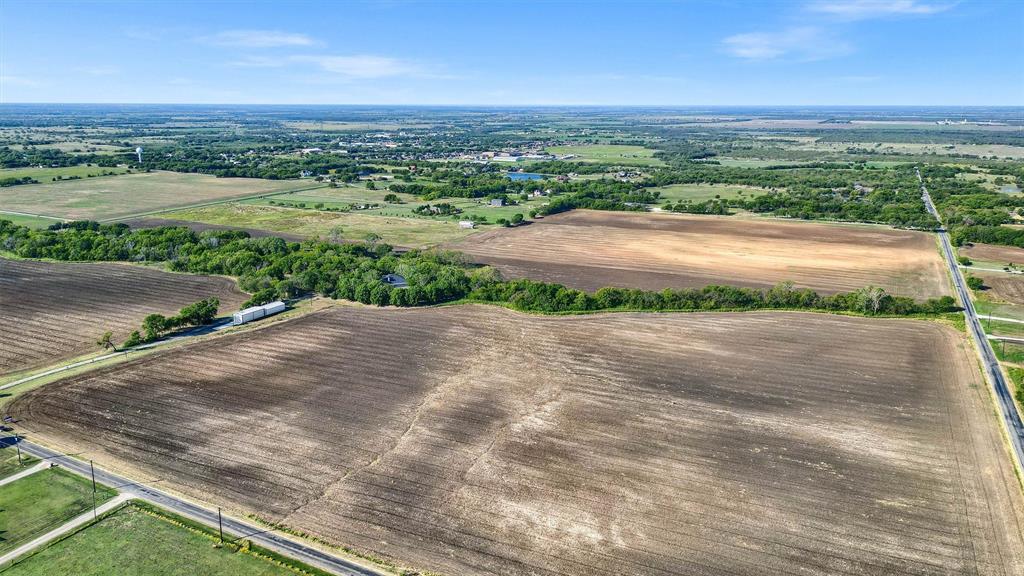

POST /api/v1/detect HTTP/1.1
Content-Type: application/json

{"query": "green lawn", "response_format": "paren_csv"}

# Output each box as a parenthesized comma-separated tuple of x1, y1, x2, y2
(0, 446, 39, 480)
(974, 299, 1024, 322)
(994, 341, 1024, 364)
(0, 467, 117, 555)
(2, 503, 327, 576)
(545, 144, 664, 167)
(0, 213, 62, 229)
(650, 183, 767, 203)
(0, 166, 130, 182)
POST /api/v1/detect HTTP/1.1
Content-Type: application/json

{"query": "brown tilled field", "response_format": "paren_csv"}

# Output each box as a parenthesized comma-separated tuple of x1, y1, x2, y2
(974, 271, 1024, 305)
(962, 243, 1024, 266)
(0, 258, 248, 376)
(10, 306, 1023, 576)
(452, 210, 950, 298)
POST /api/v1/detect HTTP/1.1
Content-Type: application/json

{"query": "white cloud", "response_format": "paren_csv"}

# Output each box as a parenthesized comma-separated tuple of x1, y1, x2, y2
(807, 1, 953, 20)
(200, 30, 316, 48)
(722, 27, 852, 61)
(293, 55, 415, 78)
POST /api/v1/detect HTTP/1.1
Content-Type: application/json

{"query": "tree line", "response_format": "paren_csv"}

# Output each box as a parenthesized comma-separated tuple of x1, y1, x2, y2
(1, 220, 957, 318)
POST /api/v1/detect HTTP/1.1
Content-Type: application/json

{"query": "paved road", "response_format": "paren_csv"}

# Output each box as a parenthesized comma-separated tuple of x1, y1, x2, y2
(8, 439, 384, 576)
(917, 168, 1024, 470)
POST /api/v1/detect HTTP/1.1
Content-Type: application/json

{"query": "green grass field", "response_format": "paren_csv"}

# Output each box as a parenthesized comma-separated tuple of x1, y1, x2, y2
(0, 171, 318, 221)
(244, 184, 549, 224)
(0, 212, 62, 229)
(0, 166, 130, 182)
(166, 203, 478, 248)
(0, 446, 39, 480)
(650, 183, 767, 203)
(545, 144, 664, 166)
(0, 467, 117, 555)
(974, 299, 1024, 322)
(2, 503, 328, 576)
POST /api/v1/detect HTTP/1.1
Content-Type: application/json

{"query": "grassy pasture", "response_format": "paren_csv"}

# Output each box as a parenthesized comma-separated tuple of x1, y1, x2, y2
(0, 446, 39, 480)
(0, 166, 130, 182)
(650, 183, 767, 203)
(0, 212, 62, 229)
(165, 203, 477, 248)
(0, 171, 317, 221)
(0, 467, 117, 556)
(545, 144, 664, 166)
(2, 503, 327, 576)
(245, 184, 551, 224)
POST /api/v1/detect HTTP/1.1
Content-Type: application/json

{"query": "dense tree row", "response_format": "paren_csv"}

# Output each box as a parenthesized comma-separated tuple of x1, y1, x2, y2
(0, 220, 955, 317)
(468, 278, 956, 316)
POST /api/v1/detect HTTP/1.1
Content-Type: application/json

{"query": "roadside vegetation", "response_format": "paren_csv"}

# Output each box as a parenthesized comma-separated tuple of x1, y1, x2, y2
(2, 502, 337, 576)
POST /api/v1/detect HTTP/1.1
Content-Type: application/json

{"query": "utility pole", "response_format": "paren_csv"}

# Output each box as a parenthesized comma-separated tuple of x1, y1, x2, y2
(218, 507, 224, 544)
(91, 460, 97, 520)
(14, 434, 22, 465)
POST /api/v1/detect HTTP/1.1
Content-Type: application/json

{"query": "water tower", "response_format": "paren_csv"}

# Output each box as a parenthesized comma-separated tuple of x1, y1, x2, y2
(135, 146, 143, 163)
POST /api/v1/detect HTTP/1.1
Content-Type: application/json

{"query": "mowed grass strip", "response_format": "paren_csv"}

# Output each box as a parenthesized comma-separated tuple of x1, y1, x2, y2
(0, 446, 38, 480)
(2, 503, 329, 576)
(0, 467, 117, 555)
(0, 171, 315, 221)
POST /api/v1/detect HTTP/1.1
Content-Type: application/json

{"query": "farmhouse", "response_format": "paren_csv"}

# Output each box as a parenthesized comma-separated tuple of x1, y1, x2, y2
(490, 198, 507, 207)
(382, 273, 408, 288)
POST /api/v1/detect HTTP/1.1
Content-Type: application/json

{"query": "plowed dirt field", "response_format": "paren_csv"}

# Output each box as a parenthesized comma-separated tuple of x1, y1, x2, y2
(10, 306, 1023, 576)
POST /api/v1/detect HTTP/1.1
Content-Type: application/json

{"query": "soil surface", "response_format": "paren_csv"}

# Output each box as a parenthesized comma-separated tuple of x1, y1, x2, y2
(452, 211, 950, 298)
(0, 258, 248, 376)
(10, 306, 1023, 576)
(962, 243, 1024, 267)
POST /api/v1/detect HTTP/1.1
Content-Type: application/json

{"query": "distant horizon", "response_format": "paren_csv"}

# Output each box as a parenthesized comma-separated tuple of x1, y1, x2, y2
(2, 1, 1021, 106)
(2, 103, 1022, 109)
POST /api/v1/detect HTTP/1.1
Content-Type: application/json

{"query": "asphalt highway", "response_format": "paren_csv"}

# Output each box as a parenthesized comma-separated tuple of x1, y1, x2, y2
(917, 168, 1024, 471)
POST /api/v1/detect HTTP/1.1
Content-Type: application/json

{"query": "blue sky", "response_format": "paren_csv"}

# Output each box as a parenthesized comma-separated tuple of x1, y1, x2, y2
(1, 0, 1022, 105)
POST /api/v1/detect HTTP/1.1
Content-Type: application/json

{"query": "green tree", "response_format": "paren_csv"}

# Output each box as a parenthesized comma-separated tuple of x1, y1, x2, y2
(96, 331, 116, 351)
(142, 314, 169, 342)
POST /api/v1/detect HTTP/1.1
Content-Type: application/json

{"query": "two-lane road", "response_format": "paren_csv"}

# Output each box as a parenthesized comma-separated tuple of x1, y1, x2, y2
(917, 168, 1024, 470)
